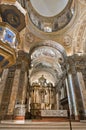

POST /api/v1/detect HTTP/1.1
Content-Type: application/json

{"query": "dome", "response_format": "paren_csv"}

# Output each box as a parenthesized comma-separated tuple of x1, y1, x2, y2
(30, 0, 69, 17)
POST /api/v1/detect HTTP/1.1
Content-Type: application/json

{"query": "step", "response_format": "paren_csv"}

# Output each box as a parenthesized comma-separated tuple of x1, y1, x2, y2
(0, 120, 86, 130)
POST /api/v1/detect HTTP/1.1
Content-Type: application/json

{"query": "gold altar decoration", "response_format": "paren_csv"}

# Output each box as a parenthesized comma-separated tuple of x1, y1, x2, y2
(30, 75, 56, 118)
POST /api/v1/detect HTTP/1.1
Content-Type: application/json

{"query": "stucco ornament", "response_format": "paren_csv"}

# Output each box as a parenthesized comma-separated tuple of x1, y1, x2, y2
(63, 35, 72, 47)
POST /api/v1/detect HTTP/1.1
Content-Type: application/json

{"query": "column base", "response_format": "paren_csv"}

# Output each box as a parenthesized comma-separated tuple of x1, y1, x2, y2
(15, 116, 25, 120)
(75, 115, 80, 121)
(14, 116, 25, 124)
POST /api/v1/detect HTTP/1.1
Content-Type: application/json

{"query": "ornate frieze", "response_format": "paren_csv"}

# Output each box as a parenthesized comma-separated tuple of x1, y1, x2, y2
(76, 19, 86, 53)
(79, 0, 86, 5)
(68, 54, 86, 71)
(41, 110, 67, 117)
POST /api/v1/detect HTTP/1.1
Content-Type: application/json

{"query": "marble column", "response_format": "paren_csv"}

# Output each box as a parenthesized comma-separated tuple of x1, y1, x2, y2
(7, 69, 21, 115)
(27, 77, 31, 112)
(71, 68, 85, 120)
(28, 95, 31, 112)
(56, 92, 59, 110)
(21, 71, 28, 104)
(66, 74, 78, 120)
(65, 78, 72, 116)
(16, 60, 28, 104)
(14, 67, 28, 122)
(0, 69, 8, 105)
(77, 72, 86, 118)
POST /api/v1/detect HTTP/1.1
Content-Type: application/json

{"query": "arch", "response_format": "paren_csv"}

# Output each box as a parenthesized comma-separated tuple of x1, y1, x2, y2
(29, 40, 67, 87)
(29, 40, 67, 60)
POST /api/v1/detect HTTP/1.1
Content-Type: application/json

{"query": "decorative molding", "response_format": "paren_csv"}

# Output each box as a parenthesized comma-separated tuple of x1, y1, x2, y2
(63, 34, 72, 47)
(41, 110, 67, 117)
(25, 31, 34, 43)
(79, 0, 86, 5)
(68, 54, 86, 72)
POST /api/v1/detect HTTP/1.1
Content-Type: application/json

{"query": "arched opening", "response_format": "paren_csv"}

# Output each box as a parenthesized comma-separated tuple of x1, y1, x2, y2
(25, 40, 69, 120)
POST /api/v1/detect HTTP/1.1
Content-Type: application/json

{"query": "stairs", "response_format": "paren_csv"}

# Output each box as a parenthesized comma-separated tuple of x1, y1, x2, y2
(0, 121, 86, 130)
(72, 122, 86, 130)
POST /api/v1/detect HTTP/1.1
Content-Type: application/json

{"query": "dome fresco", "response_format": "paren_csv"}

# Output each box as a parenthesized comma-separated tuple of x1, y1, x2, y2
(27, 0, 73, 32)
(30, 0, 69, 17)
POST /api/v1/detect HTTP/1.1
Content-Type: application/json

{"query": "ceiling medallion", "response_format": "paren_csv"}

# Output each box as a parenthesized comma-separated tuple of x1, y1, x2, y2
(0, 1, 27, 32)
(2, 9, 20, 28)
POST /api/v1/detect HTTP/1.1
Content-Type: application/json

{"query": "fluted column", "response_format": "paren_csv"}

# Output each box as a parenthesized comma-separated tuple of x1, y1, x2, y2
(26, 55, 31, 113)
(65, 78, 72, 116)
(70, 66, 84, 120)
(21, 71, 28, 104)
(65, 75, 78, 119)
(77, 72, 86, 117)
(0, 69, 8, 105)
(7, 69, 21, 115)
(13, 51, 29, 121)
(68, 55, 85, 120)
(56, 92, 59, 110)
(16, 60, 28, 104)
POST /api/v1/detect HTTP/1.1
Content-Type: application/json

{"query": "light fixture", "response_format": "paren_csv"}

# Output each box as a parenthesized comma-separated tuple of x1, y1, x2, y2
(44, 26, 52, 32)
